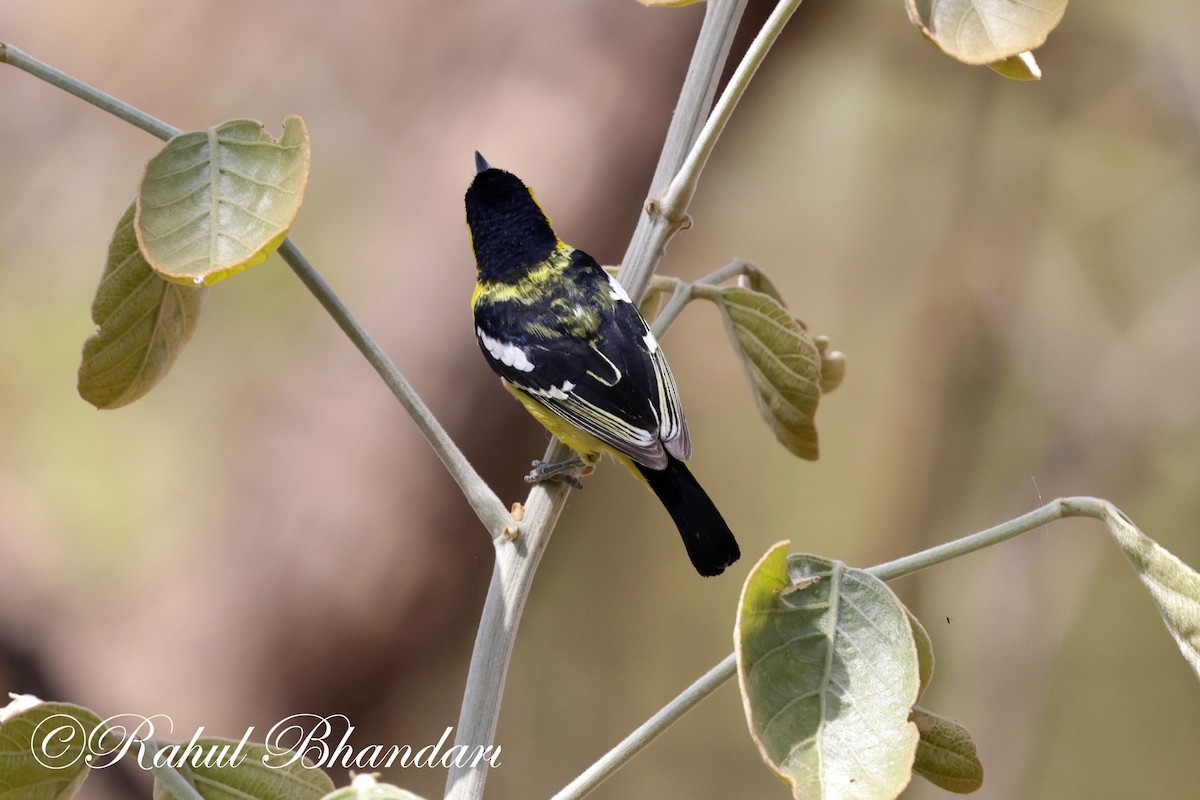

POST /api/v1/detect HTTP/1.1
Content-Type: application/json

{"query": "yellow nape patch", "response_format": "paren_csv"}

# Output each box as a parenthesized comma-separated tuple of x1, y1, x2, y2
(473, 246, 574, 306)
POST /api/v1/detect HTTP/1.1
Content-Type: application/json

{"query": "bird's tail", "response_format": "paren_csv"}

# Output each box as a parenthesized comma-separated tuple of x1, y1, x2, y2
(634, 455, 740, 577)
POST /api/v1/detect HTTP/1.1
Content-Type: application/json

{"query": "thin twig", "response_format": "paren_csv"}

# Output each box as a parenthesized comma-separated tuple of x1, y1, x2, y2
(659, 0, 806, 222)
(549, 496, 1127, 800)
(442, 2, 752, 799)
(550, 655, 738, 800)
(614, 0, 752, 304)
(0, 43, 512, 537)
(140, 739, 207, 800)
(648, 257, 756, 335)
(275, 241, 511, 535)
(1, 43, 179, 140)
(866, 496, 1103, 582)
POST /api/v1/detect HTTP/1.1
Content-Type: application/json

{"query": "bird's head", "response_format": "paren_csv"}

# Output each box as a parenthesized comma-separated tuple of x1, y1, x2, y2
(465, 153, 559, 281)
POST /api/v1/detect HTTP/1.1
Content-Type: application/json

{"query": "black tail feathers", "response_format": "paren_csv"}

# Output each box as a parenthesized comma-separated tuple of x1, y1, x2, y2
(635, 456, 740, 577)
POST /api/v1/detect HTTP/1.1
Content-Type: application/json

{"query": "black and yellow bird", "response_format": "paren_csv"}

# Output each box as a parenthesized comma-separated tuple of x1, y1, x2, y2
(465, 153, 740, 576)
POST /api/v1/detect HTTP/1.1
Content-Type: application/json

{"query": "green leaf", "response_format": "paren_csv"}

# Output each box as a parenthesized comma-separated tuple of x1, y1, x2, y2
(151, 738, 334, 800)
(136, 116, 310, 287)
(78, 202, 207, 409)
(908, 610, 935, 699)
(905, 0, 1067, 66)
(988, 51, 1042, 81)
(1104, 509, 1200, 681)
(737, 266, 787, 306)
(320, 774, 429, 800)
(911, 707, 984, 794)
(736, 544, 921, 799)
(734, 268, 846, 395)
(905, 620, 983, 792)
(0, 696, 108, 800)
(715, 286, 822, 460)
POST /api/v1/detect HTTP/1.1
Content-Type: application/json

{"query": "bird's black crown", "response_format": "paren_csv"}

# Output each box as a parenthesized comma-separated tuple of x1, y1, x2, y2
(465, 159, 559, 281)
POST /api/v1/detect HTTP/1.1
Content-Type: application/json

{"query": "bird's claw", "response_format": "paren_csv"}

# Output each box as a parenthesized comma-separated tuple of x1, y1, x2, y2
(525, 457, 585, 489)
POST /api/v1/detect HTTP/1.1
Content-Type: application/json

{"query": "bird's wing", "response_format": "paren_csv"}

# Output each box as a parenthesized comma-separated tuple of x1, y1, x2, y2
(475, 288, 689, 469)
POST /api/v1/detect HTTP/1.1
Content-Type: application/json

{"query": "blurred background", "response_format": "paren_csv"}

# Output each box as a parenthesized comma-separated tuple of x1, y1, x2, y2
(2, 1, 1199, 798)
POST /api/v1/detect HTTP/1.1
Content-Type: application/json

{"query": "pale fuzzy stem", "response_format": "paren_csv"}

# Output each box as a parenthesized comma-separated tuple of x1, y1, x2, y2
(660, 0, 807, 222)
(551, 497, 1129, 800)
(614, 0, 751, 304)
(1, 43, 512, 538)
(143, 739, 207, 800)
(443, 2, 753, 799)
(649, 257, 757, 337)
(1, 43, 180, 139)
(550, 654, 738, 800)
(276, 241, 511, 536)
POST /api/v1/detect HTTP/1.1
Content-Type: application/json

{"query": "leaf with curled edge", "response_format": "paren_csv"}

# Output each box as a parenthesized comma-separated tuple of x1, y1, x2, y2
(911, 708, 985, 793)
(713, 285, 823, 460)
(1104, 506, 1200, 682)
(136, 116, 310, 287)
(988, 51, 1041, 81)
(78, 202, 207, 409)
(319, 775, 431, 800)
(907, 602, 985, 793)
(0, 696, 109, 800)
(736, 545, 921, 799)
(905, 0, 1067, 67)
(734, 266, 846, 395)
(151, 738, 334, 800)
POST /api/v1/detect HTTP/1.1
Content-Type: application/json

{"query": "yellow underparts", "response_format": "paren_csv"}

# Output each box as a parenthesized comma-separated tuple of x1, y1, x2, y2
(505, 381, 648, 487)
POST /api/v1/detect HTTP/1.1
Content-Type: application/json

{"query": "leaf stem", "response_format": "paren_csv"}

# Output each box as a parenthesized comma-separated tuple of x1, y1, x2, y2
(864, 498, 1094, 582)
(1, 43, 512, 537)
(646, 258, 754, 336)
(648, 281, 693, 339)
(694, 257, 758, 287)
(554, 497, 1130, 798)
(140, 739, 206, 800)
(443, 3, 752, 799)
(1, 43, 180, 139)
(276, 241, 512, 535)
(659, 0, 806, 222)
(549, 654, 738, 800)
(614, 0, 751, 303)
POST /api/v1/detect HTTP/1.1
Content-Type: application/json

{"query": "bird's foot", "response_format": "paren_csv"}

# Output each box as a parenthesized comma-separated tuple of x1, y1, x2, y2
(525, 456, 587, 489)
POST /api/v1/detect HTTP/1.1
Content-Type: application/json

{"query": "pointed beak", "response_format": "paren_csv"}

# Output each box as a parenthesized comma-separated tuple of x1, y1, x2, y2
(474, 151, 491, 173)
